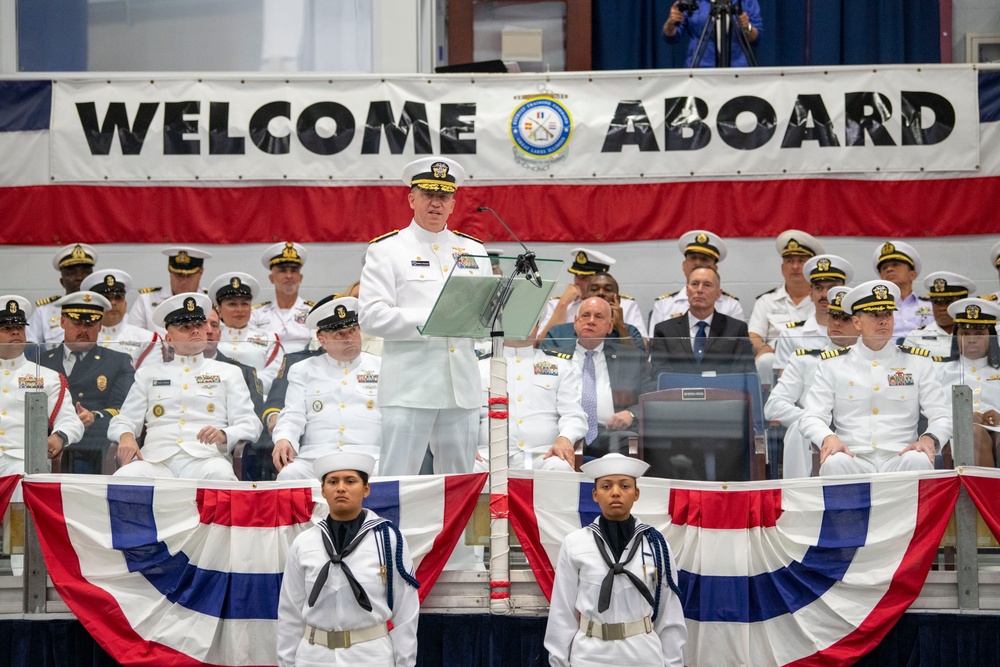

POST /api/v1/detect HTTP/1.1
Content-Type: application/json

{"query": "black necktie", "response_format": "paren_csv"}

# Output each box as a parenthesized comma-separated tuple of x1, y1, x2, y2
(593, 531, 654, 613)
(308, 523, 373, 611)
(70, 351, 84, 375)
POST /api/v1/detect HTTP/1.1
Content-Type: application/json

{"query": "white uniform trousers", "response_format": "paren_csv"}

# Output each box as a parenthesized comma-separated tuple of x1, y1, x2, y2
(379, 406, 478, 475)
(114, 451, 237, 481)
(820, 448, 934, 476)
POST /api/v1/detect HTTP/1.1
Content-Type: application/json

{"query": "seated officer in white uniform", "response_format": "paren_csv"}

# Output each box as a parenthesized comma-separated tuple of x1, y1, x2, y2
(109, 293, 262, 480)
(0, 295, 84, 480)
(772, 254, 854, 374)
(272, 297, 381, 480)
(27, 243, 98, 347)
(208, 272, 284, 396)
(903, 271, 976, 359)
(81, 269, 161, 370)
(475, 323, 586, 473)
(128, 246, 212, 336)
(871, 240, 932, 339)
(277, 451, 419, 667)
(538, 248, 648, 340)
(766, 287, 860, 478)
(749, 230, 824, 387)
(251, 242, 315, 353)
(648, 230, 744, 331)
(936, 298, 1000, 467)
(544, 453, 685, 667)
(799, 279, 951, 476)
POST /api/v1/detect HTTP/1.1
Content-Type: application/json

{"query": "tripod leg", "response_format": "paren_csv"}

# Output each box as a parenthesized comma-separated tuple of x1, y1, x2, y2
(690, 14, 716, 69)
(733, 17, 758, 67)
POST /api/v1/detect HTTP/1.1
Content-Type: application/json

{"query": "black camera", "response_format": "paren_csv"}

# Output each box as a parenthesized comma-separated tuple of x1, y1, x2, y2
(676, 0, 698, 13)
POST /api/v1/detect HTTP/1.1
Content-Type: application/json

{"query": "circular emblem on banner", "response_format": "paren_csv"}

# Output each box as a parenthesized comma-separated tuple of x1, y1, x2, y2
(312, 400, 323, 413)
(509, 96, 573, 171)
(152, 404, 164, 418)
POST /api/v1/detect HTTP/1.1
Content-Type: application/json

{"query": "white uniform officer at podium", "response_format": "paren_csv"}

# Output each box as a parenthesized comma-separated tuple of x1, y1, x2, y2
(359, 156, 491, 475)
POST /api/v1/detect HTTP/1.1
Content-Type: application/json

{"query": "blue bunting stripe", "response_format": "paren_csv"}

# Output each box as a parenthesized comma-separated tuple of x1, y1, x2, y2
(107, 484, 281, 621)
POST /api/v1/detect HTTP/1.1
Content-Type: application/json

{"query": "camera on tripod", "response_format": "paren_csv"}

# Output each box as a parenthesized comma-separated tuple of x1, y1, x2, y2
(676, 0, 699, 14)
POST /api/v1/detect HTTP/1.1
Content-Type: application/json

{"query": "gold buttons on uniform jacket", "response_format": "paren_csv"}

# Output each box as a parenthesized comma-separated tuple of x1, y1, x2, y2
(180, 420, 186, 425)
(184, 367, 190, 372)
(873, 409, 879, 415)
(340, 403, 346, 409)
(449, 347, 455, 353)
(516, 375, 522, 381)
(872, 362, 878, 367)
(874, 386, 879, 391)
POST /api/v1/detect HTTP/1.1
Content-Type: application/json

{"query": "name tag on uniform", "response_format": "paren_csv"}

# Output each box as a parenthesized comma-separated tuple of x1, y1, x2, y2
(533, 361, 558, 377)
(411, 260, 430, 267)
(18, 375, 44, 389)
(152, 379, 171, 386)
(196, 374, 221, 384)
(888, 371, 914, 386)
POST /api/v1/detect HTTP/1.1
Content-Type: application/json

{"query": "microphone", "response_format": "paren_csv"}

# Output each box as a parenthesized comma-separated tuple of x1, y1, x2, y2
(477, 206, 543, 288)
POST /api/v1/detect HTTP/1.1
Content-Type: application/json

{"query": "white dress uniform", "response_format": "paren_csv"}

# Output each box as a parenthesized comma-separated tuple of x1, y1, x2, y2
(251, 297, 314, 353)
(544, 517, 686, 667)
(0, 355, 84, 482)
(748, 285, 816, 348)
(540, 297, 648, 339)
(126, 287, 171, 336)
(648, 290, 744, 331)
(26, 299, 66, 347)
(273, 352, 382, 480)
(217, 324, 284, 396)
(893, 292, 934, 338)
(358, 219, 491, 475)
(108, 353, 262, 480)
(937, 355, 1000, 414)
(764, 347, 830, 478)
(799, 343, 952, 475)
(475, 347, 586, 472)
(277, 511, 419, 667)
(903, 320, 954, 358)
(97, 322, 161, 369)
(772, 316, 828, 372)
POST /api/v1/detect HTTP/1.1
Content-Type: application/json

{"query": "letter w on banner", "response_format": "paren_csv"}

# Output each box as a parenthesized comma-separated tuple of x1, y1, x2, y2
(21, 472, 485, 667)
(508, 469, 958, 667)
(0, 474, 18, 517)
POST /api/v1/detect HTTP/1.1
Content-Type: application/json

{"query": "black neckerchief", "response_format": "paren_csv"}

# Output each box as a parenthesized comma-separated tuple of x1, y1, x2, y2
(599, 515, 636, 561)
(308, 510, 372, 611)
(592, 522, 654, 614)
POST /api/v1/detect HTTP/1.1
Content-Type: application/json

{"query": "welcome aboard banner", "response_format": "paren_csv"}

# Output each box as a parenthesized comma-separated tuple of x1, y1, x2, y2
(0, 66, 996, 244)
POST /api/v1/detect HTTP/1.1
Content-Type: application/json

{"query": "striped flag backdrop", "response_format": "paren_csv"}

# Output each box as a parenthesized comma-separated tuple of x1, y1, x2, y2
(508, 469, 959, 667)
(21, 472, 485, 667)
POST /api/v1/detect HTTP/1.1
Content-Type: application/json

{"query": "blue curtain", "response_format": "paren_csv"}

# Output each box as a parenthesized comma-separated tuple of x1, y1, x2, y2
(593, 0, 942, 69)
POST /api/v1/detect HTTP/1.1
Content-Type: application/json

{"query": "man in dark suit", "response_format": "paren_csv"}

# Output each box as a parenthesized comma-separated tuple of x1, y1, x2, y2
(571, 297, 649, 457)
(650, 266, 755, 378)
(32, 291, 135, 473)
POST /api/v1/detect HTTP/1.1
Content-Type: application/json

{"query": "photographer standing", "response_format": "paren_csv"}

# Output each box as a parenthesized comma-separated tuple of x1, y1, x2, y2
(663, 0, 762, 68)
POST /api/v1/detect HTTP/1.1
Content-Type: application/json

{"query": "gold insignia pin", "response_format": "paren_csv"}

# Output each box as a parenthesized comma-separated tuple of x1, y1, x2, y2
(696, 233, 708, 244)
(153, 404, 164, 417)
(335, 305, 347, 319)
(176, 251, 191, 264)
(874, 285, 889, 300)
(97, 375, 107, 391)
(817, 258, 831, 271)
(207, 403, 215, 413)
(312, 400, 323, 412)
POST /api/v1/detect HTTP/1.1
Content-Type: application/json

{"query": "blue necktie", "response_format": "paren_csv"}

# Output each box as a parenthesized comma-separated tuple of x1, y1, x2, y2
(693, 321, 708, 364)
(582, 350, 599, 444)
